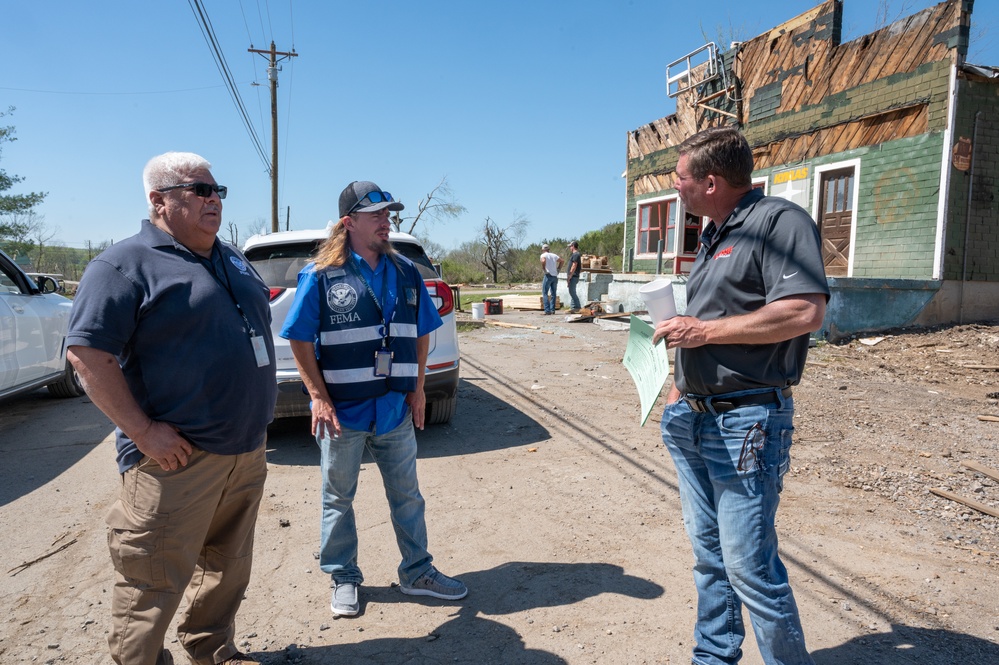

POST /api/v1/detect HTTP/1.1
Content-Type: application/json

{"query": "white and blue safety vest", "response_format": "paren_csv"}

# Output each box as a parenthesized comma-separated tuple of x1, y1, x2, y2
(316, 256, 422, 401)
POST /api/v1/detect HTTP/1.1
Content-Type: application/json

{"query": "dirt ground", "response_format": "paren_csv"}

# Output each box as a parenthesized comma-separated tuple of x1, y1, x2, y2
(2, 309, 998, 665)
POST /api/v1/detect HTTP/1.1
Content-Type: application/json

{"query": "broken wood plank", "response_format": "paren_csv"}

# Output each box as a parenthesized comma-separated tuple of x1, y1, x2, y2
(962, 460, 999, 483)
(929, 488, 999, 519)
(485, 320, 539, 330)
(977, 415, 999, 423)
(961, 365, 999, 370)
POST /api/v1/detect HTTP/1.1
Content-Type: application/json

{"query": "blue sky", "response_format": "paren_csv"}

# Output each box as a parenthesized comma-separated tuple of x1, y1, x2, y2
(3, 0, 998, 251)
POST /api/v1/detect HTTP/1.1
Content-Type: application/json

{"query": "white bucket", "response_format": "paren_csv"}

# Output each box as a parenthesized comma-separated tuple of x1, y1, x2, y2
(603, 299, 618, 314)
(471, 302, 485, 320)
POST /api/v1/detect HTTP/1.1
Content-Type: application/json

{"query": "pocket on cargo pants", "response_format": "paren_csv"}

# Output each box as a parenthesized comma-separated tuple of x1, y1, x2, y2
(106, 499, 168, 587)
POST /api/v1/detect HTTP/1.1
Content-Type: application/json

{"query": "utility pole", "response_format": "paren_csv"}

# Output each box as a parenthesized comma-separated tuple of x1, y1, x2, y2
(248, 41, 298, 233)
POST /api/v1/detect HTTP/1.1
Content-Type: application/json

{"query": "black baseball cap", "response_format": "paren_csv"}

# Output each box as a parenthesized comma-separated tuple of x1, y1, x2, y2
(339, 181, 405, 218)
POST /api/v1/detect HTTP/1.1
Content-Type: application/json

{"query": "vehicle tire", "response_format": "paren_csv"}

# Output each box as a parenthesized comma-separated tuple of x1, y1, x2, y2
(425, 395, 457, 425)
(48, 360, 86, 398)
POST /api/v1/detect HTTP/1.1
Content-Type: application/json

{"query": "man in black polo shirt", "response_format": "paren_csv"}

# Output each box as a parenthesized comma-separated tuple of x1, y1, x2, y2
(67, 152, 274, 665)
(653, 127, 828, 665)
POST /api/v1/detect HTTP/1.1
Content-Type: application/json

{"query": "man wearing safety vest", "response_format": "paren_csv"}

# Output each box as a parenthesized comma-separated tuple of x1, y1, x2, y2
(281, 181, 467, 618)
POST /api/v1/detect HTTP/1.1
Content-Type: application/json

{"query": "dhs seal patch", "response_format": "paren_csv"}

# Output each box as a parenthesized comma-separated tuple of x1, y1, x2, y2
(229, 256, 249, 273)
(326, 283, 358, 314)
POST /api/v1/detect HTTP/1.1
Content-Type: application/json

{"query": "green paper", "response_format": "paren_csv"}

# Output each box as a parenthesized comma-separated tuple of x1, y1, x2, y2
(622, 315, 670, 426)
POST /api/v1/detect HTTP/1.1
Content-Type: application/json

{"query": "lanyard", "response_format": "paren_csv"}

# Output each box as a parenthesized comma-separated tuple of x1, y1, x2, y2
(196, 244, 256, 338)
(350, 255, 396, 347)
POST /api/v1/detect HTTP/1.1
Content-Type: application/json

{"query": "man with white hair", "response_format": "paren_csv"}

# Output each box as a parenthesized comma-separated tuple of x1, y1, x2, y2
(67, 152, 275, 665)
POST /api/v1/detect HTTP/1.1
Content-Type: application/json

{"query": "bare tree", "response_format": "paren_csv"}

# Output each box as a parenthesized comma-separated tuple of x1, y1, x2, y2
(0, 210, 53, 264)
(479, 214, 529, 283)
(874, 0, 916, 30)
(390, 176, 466, 235)
(226, 220, 240, 247)
(247, 217, 267, 238)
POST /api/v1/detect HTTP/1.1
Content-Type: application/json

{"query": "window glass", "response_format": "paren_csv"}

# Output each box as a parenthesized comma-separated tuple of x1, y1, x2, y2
(1, 264, 25, 295)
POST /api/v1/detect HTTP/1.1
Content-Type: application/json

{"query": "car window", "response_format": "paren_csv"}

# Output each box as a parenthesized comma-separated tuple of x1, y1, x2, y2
(391, 242, 438, 280)
(1, 264, 26, 295)
(246, 239, 439, 286)
(244, 241, 321, 288)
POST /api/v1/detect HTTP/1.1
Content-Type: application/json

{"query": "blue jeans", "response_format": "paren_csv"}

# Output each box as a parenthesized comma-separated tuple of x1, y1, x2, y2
(542, 274, 558, 313)
(567, 275, 580, 310)
(660, 391, 813, 665)
(317, 417, 432, 587)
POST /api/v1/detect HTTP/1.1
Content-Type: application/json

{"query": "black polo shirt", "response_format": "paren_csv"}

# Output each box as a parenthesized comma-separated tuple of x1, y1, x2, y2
(675, 189, 830, 396)
(67, 220, 277, 472)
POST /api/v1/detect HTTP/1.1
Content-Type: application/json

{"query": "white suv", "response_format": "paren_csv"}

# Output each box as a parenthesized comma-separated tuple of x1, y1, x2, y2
(242, 228, 460, 424)
(0, 248, 85, 401)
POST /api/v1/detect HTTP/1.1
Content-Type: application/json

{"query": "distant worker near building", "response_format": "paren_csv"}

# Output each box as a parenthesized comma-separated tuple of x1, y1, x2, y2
(539, 243, 563, 315)
(565, 240, 582, 312)
(653, 127, 829, 665)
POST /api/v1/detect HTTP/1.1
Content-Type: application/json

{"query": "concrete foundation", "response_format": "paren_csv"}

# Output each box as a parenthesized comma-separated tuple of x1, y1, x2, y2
(583, 274, 998, 339)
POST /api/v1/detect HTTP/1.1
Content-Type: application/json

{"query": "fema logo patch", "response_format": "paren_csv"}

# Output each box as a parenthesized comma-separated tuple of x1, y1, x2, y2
(326, 283, 358, 313)
(229, 256, 248, 272)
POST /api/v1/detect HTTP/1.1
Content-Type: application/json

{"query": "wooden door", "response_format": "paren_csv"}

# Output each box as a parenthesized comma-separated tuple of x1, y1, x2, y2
(818, 168, 854, 277)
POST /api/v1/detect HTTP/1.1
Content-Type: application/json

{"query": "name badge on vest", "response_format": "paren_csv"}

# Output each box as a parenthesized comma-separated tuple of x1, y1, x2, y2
(374, 349, 393, 377)
(405, 288, 418, 307)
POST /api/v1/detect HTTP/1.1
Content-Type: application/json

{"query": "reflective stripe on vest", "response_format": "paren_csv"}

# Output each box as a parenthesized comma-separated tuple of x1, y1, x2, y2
(316, 256, 421, 400)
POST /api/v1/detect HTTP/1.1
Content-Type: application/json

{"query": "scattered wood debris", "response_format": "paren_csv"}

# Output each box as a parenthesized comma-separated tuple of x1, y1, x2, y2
(485, 320, 539, 330)
(930, 488, 999, 519)
(930, 460, 999, 519)
(963, 460, 999, 483)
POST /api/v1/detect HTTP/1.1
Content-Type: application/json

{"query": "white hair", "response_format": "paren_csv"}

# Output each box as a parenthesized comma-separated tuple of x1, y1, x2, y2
(142, 152, 212, 215)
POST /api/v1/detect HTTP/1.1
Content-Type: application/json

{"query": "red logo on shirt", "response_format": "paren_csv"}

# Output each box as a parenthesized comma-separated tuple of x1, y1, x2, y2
(714, 246, 734, 259)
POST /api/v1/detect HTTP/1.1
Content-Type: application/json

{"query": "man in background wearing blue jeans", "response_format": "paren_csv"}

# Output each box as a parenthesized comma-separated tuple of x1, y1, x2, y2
(539, 243, 562, 315)
(654, 127, 828, 665)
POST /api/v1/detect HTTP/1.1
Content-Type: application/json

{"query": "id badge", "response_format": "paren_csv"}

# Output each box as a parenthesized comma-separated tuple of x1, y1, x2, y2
(374, 349, 393, 377)
(251, 334, 270, 367)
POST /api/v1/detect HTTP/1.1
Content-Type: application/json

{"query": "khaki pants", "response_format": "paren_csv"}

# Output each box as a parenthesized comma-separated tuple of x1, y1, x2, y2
(106, 444, 267, 665)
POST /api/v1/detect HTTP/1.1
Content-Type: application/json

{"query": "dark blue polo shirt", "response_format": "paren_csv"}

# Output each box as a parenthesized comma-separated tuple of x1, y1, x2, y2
(67, 220, 277, 473)
(675, 189, 830, 396)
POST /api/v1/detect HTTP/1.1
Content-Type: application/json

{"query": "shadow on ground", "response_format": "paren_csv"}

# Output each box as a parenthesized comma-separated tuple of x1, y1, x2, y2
(264, 377, 551, 466)
(811, 624, 999, 664)
(249, 561, 664, 664)
(0, 392, 110, 507)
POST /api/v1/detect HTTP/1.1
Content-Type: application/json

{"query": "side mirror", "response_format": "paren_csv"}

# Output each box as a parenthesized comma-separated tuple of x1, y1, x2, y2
(36, 276, 60, 294)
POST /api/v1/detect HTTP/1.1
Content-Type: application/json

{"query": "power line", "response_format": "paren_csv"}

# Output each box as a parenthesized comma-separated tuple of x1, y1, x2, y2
(0, 84, 245, 96)
(187, 0, 271, 173)
(264, 0, 274, 41)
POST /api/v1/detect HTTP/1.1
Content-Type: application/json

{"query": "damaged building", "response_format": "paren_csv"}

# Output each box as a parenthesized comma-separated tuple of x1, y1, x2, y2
(614, 0, 998, 339)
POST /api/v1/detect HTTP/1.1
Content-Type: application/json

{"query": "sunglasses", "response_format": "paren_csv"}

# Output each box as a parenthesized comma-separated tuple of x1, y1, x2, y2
(158, 182, 228, 199)
(350, 190, 393, 212)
